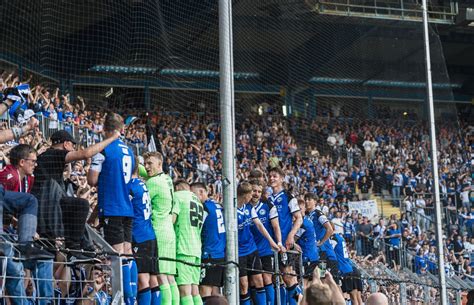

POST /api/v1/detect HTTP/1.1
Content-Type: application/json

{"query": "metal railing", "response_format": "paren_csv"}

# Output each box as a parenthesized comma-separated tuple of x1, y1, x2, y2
(309, 0, 457, 24)
(0, 231, 119, 304)
(4, 113, 150, 157)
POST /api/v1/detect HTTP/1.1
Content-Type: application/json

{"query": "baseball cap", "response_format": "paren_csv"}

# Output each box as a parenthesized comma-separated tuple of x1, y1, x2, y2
(51, 130, 77, 145)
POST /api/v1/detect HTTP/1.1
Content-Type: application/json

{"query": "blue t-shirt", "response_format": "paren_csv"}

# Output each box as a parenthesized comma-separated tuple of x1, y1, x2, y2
(296, 217, 320, 263)
(269, 190, 300, 244)
(250, 200, 278, 257)
(202, 199, 226, 259)
(414, 255, 428, 274)
(331, 233, 353, 275)
(64, 111, 74, 120)
(130, 178, 156, 243)
(308, 209, 337, 260)
(386, 228, 401, 247)
(238, 203, 258, 257)
(92, 139, 135, 217)
(343, 221, 354, 238)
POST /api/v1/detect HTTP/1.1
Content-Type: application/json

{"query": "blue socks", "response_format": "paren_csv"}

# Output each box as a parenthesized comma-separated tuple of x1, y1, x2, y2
(130, 259, 138, 297)
(250, 287, 257, 305)
(265, 284, 275, 305)
(151, 286, 161, 305)
(286, 284, 302, 305)
(122, 259, 133, 304)
(138, 288, 152, 305)
(240, 293, 251, 305)
(279, 285, 287, 305)
(256, 287, 267, 305)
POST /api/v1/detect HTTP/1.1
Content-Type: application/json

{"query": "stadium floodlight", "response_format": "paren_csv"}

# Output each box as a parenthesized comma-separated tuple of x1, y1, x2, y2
(89, 65, 259, 80)
(308, 77, 462, 89)
(160, 69, 259, 80)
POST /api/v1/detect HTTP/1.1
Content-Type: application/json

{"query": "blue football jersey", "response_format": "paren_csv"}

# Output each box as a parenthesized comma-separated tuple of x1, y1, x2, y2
(238, 203, 258, 257)
(308, 209, 337, 261)
(414, 255, 428, 274)
(269, 190, 300, 244)
(92, 139, 135, 217)
(330, 234, 353, 275)
(130, 178, 156, 243)
(250, 200, 277, 257)
(202, 199, 226, 259)
(296, 217, 320, 263)
(386, 228, 401, 247)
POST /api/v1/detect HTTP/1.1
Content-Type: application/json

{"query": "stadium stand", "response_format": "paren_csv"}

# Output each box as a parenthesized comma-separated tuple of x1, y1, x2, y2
(0, 77, 471, 304)
(0, 0, 473, 304)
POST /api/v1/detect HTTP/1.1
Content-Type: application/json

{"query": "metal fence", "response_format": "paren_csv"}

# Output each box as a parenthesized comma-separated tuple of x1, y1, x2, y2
(0, 225, 122, 305)
(3, 113, 149, 156)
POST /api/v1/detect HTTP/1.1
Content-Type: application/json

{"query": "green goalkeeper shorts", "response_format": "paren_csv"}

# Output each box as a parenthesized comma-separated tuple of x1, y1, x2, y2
(176, 255, 201, 286)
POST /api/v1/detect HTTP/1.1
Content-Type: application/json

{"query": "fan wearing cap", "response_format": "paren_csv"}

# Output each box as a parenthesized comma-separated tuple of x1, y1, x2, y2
(31, 129, 120, 263)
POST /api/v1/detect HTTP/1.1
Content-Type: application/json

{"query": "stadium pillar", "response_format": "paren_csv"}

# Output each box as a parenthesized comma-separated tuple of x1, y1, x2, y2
(421, 0, 448, 303)
(219, 1, 239, 305)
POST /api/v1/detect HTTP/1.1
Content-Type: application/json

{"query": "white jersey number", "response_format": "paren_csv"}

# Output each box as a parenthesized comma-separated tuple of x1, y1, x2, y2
(142, 190, 151, 220)
(122, 155, 132, 184)
(216, 208, 226, 234)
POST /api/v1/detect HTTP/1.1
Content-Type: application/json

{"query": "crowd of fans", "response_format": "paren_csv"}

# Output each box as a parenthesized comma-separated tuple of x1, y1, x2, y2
(0, 73, 472, 304)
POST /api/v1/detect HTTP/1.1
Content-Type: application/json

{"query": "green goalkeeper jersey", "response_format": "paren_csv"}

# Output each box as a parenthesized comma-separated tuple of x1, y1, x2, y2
(146, 173, 176, 221)
(174, 190, 204, 257)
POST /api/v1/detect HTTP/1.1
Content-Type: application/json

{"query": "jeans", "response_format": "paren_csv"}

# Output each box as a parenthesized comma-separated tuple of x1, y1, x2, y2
(1, 241, 27, 304)
(392, 186, 401, 207)
(0, 186, 38, 243)
(356, 238, 362, 256)
(23, 259, 54, 305)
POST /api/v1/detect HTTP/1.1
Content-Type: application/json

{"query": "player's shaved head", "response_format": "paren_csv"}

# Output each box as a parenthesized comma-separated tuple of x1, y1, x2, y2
(190, 182, 207, 193)
(366, 293, 389, 305)
(304, 282, 332, 305)
(237, 181, 252, 197)
(104, 112, 124, 132)
(174, 179, 189, 191)
(191, 182, 208, 202)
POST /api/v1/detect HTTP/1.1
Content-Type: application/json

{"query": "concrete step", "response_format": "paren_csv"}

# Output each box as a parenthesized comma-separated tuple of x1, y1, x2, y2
(370, 194, 401, 218)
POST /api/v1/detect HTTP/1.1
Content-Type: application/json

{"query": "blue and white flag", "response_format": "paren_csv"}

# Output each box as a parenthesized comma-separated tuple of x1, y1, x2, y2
(148, 135, 157, 152)
(16, 84, 30, 101)
(8, 84, 31, 123)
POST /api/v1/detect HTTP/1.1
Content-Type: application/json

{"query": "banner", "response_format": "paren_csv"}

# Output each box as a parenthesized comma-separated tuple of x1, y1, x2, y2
(348, 199, 378, 222)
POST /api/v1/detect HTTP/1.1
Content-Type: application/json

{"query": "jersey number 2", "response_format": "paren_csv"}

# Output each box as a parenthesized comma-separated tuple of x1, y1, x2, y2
(190, 201, 204, 229)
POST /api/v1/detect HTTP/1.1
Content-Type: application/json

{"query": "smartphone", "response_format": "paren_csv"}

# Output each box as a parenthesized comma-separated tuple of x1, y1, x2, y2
(319, 261, 327, 278)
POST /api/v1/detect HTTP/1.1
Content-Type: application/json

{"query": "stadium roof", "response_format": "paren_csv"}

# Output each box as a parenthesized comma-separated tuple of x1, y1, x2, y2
(1, 1, 473, 98)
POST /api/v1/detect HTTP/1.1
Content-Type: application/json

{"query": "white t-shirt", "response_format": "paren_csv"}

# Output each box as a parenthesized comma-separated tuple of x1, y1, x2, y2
(461, 190, 470, 203)
(331, 218, 344, 234)
(363, 140, 372, 152)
